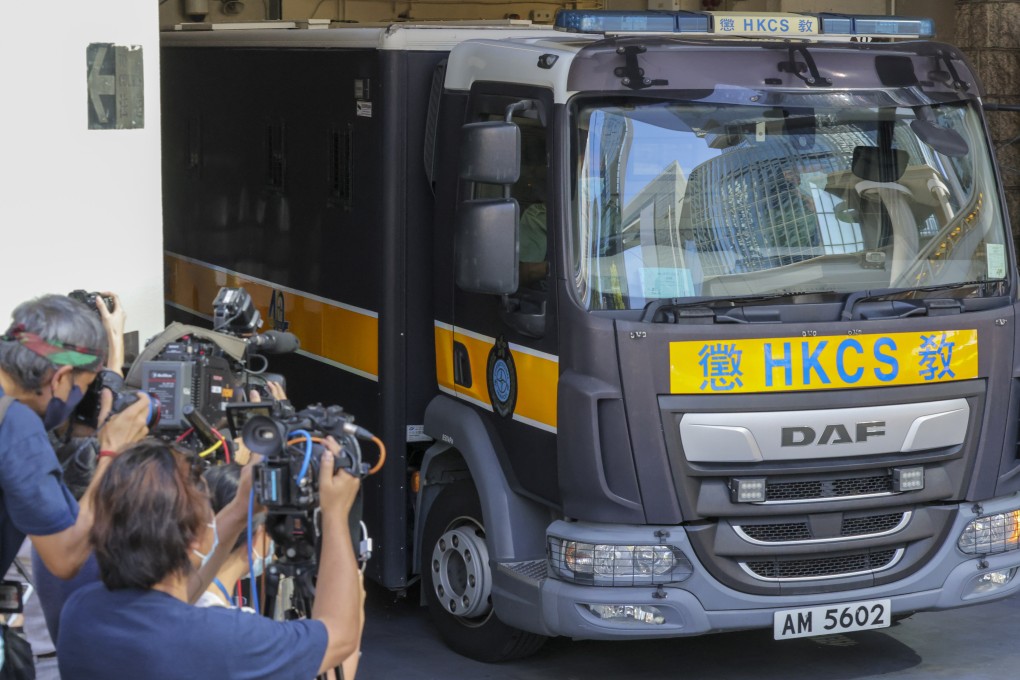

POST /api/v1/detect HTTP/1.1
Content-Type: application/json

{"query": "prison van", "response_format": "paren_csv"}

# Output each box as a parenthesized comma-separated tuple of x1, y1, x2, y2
(160, 10, 1020, 661)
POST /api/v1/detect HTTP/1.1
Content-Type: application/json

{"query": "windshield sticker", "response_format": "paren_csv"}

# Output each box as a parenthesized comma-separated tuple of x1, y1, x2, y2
(671, 330, 978, 394)
(987, 243, 1006, 280)
(640, 267, 695, 299)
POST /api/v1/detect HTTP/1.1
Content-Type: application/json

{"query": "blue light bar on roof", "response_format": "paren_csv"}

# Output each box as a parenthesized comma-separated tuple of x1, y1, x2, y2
(555, 10, 709, 34)
(553, 10, 933, 39)
(818, 13, 934, 37)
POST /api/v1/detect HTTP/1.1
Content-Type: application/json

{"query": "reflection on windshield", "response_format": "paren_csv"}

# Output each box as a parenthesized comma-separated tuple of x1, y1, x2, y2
(573, 100, 1006, 310)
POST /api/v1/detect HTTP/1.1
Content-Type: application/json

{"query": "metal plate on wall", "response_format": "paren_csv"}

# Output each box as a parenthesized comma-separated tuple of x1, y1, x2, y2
(86, 43, 144, 130)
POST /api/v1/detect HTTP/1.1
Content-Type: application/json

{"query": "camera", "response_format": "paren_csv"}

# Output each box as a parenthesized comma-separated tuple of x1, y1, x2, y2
(133, 287, 300, 447)
(228, 401, 372, 608)
(73, 369, 161, 430)
(140, 337, 235, 432)
(68, 290, 115, 314)
(231, 402, 369, 511)
(101, 371, 161, 428)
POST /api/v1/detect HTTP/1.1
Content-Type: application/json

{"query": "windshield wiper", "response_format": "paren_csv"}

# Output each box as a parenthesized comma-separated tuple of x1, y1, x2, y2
(840, 279, 1001, 321)
(643, 291, 831, 323)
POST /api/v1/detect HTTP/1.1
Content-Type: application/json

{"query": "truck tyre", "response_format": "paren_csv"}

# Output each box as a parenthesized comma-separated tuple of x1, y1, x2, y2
(421, 481, 547, 662)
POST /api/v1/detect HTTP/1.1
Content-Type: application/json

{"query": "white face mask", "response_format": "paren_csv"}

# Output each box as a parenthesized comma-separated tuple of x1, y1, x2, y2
(192, 518, 219, 568)
(251, 541, 275, 578)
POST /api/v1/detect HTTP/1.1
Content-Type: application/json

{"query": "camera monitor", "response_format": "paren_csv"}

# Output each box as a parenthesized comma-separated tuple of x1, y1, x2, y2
(224, 402, 274, 440)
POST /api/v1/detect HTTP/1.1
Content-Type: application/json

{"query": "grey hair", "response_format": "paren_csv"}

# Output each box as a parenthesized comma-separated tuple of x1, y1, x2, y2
(0, 295, 107, 391)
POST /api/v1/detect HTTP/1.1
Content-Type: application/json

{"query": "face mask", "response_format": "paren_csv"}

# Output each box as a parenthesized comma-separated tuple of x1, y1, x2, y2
(193, 518, 219, 569)
(42, 383, 84, 431)
(251, 541, 275, 578)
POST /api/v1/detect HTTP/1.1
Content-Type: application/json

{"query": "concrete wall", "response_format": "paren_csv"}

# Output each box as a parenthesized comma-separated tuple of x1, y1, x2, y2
(0, 1, 166, 340)
(956, 0, 1020, 242)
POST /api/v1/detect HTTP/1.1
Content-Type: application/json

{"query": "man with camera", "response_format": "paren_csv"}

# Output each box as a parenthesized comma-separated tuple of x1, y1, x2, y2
(0, 294, 149, 600)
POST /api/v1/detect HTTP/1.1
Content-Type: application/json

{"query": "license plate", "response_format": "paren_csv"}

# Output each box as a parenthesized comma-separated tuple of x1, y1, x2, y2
(774, 598, 891, 640)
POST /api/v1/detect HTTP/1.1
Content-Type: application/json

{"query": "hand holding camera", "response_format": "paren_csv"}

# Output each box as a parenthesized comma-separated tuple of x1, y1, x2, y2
(97, 392, 152, 454)
(319, 436, 362, 517)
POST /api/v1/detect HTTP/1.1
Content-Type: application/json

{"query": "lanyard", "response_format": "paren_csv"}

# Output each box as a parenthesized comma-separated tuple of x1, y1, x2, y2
(213, 578, 235, 606)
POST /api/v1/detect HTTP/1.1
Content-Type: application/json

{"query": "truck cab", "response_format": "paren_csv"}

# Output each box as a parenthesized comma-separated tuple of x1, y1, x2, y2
(425, 9, 1020, 659)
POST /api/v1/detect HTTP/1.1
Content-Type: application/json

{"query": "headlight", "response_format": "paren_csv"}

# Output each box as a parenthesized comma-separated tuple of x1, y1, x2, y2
(958, 510, 1020, 554)
(553, 539, 693, 585)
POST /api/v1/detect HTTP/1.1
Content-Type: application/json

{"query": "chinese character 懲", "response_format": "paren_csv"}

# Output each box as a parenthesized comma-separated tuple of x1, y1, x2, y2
(699, 343, 743, 391)
(918, 333, 955, 381)
(719, 18, 735, 32)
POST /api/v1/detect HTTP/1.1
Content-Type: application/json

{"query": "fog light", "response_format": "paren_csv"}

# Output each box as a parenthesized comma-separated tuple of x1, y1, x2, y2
(892, 466, 924, 492)
(958, 510, 1020, 554)
(967, 568, 1017, 597)
(584, 603, 665, 625)
(731, 478, 767, 503)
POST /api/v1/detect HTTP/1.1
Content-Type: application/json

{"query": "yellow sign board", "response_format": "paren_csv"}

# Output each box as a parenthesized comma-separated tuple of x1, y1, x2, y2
(670, 330, 978, 394)
(712, 13, 819, 37)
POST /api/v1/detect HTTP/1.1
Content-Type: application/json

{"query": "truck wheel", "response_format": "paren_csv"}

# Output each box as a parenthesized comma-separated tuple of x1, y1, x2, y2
(421, 481, 547, 662)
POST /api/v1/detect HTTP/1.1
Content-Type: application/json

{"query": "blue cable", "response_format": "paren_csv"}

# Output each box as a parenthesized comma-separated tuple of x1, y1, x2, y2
(291, 429, 314, 485)
(247, 486, 259, 615)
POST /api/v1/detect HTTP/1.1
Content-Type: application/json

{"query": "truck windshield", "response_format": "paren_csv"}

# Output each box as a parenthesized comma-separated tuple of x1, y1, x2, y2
(572, 98, 1008, 311)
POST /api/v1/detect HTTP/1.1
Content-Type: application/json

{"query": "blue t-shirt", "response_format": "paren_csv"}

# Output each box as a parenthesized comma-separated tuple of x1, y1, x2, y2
(0, 387, 79, 576)
(59, 583, 329, 680)
(32, 547, 99, 644)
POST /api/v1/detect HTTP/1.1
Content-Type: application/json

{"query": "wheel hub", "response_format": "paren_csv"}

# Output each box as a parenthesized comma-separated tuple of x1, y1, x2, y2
(430, 520, 493, 620)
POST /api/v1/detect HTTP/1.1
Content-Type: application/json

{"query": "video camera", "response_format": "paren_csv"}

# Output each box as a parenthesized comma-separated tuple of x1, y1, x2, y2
(227, 401, 371, 511)
(126, 287, 300, 456)
(226, 400, 378, 617)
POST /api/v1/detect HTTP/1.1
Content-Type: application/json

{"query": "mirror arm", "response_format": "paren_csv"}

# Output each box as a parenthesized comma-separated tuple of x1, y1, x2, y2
(505, 99, 535, 123)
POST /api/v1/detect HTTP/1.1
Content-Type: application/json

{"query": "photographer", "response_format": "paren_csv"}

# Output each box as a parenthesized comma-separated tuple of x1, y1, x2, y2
(0, 294, 149, 581)
(28, 291, 137, 645)
(57, 437, 365, 680)
(196, 463, 269, 610)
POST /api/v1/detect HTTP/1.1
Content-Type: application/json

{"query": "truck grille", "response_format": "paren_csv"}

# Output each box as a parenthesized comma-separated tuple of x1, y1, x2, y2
(741, 548, 902, 581)
(842, 512, 904, 537)
(739, 522, 812, 543)
(737, 512, 907, 545)
(765, 474, 894, 502)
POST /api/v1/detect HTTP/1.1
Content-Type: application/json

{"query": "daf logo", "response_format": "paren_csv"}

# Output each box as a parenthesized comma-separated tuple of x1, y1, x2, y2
(781, 421, 886, 447)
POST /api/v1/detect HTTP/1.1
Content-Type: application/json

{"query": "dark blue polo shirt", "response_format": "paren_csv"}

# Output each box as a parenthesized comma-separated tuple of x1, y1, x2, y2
(0, 387, 78, 576)
(59, 583, 328, 680)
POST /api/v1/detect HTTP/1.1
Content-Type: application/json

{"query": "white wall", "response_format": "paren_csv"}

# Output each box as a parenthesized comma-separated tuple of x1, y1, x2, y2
(0, 1, 165, 341)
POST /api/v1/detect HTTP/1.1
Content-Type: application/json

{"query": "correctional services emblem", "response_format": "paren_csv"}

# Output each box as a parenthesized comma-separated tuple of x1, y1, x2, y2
(486, 337, 517, 418)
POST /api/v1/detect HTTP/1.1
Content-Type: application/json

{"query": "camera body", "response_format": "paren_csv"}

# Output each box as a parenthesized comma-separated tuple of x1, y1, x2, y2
(238, 402, 365, 511)
(140, 338, 235, 431)
(68, 290, 115, 314)
(102, 371, 161, 428)
(73, 370, 161, 429)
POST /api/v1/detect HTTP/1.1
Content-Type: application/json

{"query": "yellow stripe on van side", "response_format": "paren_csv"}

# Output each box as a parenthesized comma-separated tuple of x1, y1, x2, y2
(164, 252, 379, 380)
(434, 322, 558, 432)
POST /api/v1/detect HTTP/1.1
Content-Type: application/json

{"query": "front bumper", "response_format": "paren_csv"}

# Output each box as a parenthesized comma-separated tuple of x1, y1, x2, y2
(492, 493, 1020, 640)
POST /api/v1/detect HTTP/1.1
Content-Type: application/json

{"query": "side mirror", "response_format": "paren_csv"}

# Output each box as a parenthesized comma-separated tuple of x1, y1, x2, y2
(459, 122, 521, 184)
(455, 199, 520, 295)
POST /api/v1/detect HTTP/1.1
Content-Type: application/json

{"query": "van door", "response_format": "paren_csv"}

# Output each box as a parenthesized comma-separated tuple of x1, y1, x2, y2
(450, 87, 560, 505)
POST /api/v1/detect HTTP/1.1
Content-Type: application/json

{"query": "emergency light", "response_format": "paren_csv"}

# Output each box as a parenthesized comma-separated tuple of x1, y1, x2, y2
(554, 10, 934, 40)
